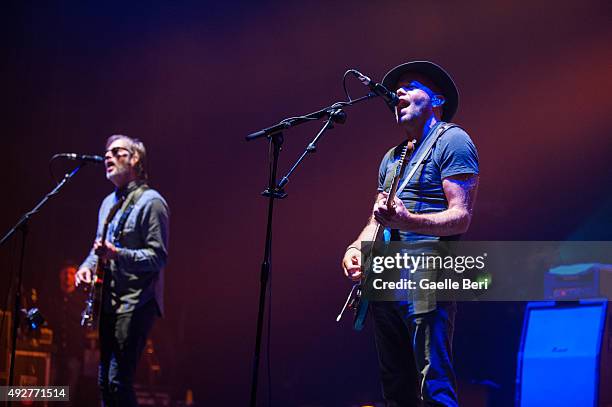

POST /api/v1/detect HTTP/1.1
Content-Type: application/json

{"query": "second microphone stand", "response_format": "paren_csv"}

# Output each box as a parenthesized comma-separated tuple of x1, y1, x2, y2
(0, 162, 87, 388)
(246, 94, 374, 407)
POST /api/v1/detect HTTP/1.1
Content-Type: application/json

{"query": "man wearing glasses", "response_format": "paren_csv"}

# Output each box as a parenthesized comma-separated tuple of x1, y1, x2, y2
(75, 135, 169, 406)
(341, 61, 479, 406)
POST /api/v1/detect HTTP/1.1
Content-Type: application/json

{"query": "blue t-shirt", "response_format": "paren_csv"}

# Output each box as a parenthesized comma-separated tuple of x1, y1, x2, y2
(377, 123, 479, 241)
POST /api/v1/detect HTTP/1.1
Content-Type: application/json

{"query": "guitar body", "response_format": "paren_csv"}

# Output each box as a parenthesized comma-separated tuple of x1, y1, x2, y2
(352, 225, 387, 330)
(352, 141, 415, 331)
(81, 260, 106, 329)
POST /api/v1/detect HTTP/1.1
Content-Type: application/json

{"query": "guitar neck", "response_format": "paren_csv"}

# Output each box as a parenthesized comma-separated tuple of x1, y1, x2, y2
(97, 200, 121, 267)
(387, 141, 415, 206)
(387, 173, 402, 204)
(96, 222, 111, 269)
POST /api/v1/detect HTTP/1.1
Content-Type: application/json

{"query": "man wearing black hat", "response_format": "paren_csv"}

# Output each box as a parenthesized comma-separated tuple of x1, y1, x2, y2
(341, 61, 479, 406)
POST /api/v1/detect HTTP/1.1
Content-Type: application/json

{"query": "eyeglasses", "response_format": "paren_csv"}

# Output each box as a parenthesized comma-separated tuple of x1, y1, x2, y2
(104, 146, 132, 159)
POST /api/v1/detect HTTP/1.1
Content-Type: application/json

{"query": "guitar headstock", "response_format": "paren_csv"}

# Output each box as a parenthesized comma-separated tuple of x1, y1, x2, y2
(388, 139, 417, 204)
(394, 139, 416, 178)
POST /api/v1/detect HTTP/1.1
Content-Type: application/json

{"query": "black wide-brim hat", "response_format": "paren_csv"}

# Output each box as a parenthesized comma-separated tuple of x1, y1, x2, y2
(381, 60, 459, 122)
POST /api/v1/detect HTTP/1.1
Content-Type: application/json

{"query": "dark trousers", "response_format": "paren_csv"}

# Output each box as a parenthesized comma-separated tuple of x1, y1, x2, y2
(98, 300, 157, 407)
(371, 302, 458, 407)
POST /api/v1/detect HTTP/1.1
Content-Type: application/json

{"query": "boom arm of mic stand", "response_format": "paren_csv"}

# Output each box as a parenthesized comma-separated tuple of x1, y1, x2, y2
(0, 163, 87, 247)
(276, 108, 346, 190)
(245, 93, 375, 141)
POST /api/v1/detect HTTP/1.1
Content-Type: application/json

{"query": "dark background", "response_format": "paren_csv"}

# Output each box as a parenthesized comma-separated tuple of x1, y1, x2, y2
(2, 1, 611, 405)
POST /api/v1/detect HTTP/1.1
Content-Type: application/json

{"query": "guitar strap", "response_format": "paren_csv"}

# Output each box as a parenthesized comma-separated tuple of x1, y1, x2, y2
(395, 122, 461, 198)
(111, 184, 149, 244)
(100, 198, 126, 247)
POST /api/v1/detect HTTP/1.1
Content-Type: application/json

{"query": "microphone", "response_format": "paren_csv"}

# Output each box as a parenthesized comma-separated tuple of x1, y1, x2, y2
(55, 153, 104, 164)
(350, 69, 399, 108)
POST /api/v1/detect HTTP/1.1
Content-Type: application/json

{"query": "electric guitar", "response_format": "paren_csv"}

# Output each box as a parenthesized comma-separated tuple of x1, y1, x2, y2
(80, 201, 123, 329)
(338, 140, 416, 330)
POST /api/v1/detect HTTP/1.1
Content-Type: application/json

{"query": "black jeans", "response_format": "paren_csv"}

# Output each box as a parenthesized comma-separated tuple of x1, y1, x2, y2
(371, 301, 458, 407)
(98, 300, 157, 406)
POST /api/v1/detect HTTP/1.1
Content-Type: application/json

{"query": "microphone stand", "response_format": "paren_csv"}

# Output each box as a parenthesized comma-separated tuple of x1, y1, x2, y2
(246, 94, 374, 407)
(0, 162, 87, 387)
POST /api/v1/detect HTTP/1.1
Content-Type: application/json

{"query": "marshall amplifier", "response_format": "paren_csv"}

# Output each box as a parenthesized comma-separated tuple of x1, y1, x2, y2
(517, 300, 612, 407)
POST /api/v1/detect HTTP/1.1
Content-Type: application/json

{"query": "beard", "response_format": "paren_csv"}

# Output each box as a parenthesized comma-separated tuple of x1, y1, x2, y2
(106, 164, 130, 183)
(398, 102, 428, 122)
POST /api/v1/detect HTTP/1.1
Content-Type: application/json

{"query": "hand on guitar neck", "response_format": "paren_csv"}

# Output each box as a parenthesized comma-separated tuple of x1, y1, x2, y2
(373, 191, 414, 230)
(93, 240, 119, 261)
